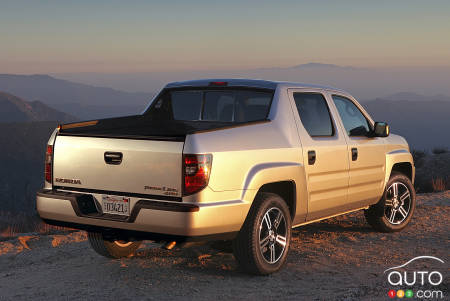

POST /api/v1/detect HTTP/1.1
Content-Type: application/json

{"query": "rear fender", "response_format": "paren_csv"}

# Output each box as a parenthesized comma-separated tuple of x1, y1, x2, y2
(241, 162, 307, 224)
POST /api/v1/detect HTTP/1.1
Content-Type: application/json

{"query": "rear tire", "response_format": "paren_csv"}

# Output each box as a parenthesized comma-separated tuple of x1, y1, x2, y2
(364, 172, 416, 232)
(87, 231, 142, 258)
(233, 192, 291, 275)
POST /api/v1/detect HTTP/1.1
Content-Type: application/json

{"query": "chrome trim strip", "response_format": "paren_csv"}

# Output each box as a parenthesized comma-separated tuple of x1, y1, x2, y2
(292, 206, 369, 228)
(387, 149, 409, 155)
(197, 199, 245, 208)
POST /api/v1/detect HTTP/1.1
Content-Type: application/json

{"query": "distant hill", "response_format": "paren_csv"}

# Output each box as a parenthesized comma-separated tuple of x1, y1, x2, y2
(0, 74, 153, 120)
(0, 91, 76, 123)
(364, 99, 450, 150)
(0, 121, 58, 214)
(377, 92, 450, 102)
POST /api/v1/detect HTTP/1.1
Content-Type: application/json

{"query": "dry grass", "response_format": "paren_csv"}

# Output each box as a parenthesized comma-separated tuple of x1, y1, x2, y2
(414, 151, 450, 193)
(431, 178, 446, 192)
(0, 211, 69, 239)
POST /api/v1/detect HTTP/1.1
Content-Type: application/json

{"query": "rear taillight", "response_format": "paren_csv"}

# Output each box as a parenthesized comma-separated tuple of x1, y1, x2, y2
(45, 145, 53, 183)
(183, 154, 212, 196)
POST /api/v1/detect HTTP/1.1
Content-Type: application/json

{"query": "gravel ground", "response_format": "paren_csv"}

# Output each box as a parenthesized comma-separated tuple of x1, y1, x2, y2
(0, 192, 449, 301)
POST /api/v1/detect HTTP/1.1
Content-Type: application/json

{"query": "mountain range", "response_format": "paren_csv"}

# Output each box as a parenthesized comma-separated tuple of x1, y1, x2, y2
(0, 74, 153, 120)
(363, 99, 450, 150)
(54, 63, 450, 100)
(372, 92, 450, 102)
(0, 72, 448, 150)
(0, 91, 76, 123)
(0, 121, 58, 214)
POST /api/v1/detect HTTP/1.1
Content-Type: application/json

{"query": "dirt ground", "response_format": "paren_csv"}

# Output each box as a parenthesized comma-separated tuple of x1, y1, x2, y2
(0, 192, 449, 301)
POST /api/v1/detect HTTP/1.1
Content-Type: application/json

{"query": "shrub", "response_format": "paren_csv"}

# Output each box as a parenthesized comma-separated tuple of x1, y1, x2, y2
(411, 149, 427, 168)
(432, 147, 448, 155)
(431, 178, 446, 192)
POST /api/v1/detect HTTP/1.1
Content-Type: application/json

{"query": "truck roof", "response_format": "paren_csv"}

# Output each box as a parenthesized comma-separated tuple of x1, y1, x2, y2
(165, 78, 347, 94)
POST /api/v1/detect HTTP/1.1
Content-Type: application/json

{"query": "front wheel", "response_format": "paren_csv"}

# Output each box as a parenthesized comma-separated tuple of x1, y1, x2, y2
(233, 192, 292, 275)
(88, 231, 142, 258)
(365, 172, 416, 232)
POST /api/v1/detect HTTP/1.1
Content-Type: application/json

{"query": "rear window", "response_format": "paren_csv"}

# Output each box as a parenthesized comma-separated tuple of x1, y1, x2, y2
(145, 89, 273, 122)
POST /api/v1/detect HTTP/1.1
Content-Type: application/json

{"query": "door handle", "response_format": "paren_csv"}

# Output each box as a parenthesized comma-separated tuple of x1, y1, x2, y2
(351, 148, 358, 161)
(104, 152, 123, 165)
(308, 150, 316, 165)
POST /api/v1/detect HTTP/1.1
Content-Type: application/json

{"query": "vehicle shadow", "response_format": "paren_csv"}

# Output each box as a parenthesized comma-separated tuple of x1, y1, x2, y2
(123, 241, 245, 277)
(292, 220, 373, 236)
(120, 213, 375, 276)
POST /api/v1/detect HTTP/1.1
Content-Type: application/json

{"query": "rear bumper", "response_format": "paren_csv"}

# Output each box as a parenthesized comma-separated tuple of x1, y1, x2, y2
(36, 189, 247, 241)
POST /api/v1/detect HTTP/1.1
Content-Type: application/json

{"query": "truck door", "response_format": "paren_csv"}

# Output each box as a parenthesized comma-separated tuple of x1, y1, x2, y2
(288, 90, 350, 221)
(331, 94, 386, 208)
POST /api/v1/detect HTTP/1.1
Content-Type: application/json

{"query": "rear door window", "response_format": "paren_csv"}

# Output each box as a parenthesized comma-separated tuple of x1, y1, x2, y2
(293, 93, 334, 137)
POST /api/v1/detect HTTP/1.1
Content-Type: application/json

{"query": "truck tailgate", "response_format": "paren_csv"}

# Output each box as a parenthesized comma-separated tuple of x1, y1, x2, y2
(53, 135, 183, 197)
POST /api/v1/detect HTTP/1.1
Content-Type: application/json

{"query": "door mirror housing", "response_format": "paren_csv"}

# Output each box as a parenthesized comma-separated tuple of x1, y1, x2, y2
(371, 122, 390, 137)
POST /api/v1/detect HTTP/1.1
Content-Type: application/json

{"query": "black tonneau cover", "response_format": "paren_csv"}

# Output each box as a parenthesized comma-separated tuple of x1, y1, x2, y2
(59, 115, 268, 141)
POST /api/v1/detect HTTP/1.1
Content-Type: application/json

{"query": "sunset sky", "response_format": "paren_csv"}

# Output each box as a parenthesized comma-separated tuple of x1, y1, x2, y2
(1, 0, 450, 73)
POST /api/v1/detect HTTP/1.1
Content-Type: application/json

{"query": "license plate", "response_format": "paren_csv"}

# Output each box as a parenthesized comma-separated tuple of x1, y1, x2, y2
(101, 195, 130, 216)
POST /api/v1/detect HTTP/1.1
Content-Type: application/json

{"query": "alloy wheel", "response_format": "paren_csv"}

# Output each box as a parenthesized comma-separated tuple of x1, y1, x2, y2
(384, 182, 412, 225)
(258, 207, 287, 264)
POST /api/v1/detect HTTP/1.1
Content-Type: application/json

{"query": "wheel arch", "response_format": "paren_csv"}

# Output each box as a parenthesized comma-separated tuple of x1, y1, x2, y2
(385, 149, 415, 188)
(258, 181, 296, 220)
(391, 162, 413, 180)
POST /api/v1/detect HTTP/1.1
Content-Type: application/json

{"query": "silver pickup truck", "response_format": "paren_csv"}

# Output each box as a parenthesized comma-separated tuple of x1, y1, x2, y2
(37, 79, 415, 275)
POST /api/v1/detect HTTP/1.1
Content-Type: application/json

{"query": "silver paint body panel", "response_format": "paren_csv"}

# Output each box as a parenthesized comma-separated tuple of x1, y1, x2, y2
(53, 136, 183, 197)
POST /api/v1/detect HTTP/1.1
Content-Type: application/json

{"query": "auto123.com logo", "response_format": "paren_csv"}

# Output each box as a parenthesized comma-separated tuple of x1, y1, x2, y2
(384, 256, 445, 299)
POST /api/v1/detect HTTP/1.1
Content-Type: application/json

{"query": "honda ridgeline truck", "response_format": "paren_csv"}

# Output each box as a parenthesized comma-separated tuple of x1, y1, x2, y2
(37, 79, 416, 275)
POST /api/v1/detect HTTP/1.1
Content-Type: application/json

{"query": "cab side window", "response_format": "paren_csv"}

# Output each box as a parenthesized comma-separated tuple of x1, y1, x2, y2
(332, 95, 371, 137)
(293, 93, 334, 137)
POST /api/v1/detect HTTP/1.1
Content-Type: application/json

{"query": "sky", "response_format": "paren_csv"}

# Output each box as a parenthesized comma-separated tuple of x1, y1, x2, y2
(1, 0, 450, 73)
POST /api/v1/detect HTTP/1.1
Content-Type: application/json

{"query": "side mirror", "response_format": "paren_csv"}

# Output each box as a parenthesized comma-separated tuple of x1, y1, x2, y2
(371, 122, 390, 137)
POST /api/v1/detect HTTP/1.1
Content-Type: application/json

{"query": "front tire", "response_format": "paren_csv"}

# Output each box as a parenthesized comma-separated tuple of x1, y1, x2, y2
(365, 172, 416, 232)
(233, 192, 291, 275)
(88, 231, 142, 258)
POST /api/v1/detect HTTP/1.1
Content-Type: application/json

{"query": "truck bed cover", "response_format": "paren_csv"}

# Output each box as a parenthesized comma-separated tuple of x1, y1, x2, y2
(59, 115, 266, 141)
